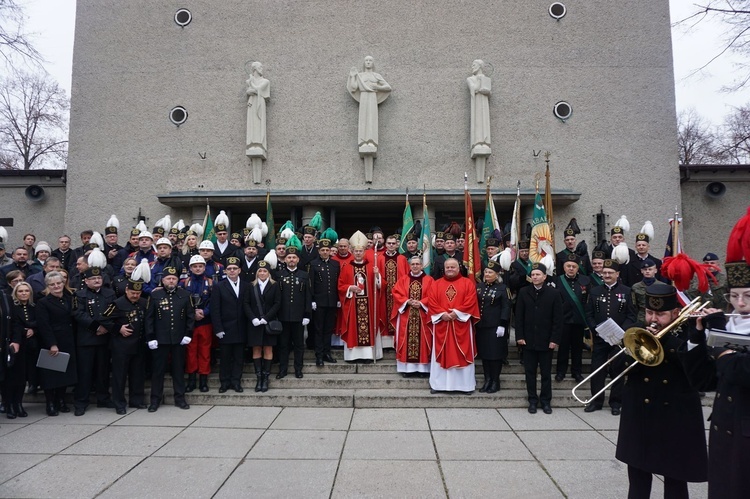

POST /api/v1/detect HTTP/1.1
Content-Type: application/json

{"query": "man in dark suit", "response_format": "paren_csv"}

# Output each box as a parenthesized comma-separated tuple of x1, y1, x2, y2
(621, 232, 664, 287)
(211, 256, 248, 392)
(240, 239, 261, 283)
(145, 266, 195, 412)
(584, 259, 636, 415)
(515, 263, 563, 414)
(276, 246, 312, 379)
(309, 237, 340, 366)
(554, 253, 591, 382)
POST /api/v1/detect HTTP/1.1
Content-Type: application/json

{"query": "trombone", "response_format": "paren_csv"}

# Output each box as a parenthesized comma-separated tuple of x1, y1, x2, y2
(571, 297, 708, 405)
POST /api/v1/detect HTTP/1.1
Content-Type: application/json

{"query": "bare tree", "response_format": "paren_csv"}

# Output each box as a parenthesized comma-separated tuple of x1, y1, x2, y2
(0, 0, 42, 66)
(678, 108, 721, 164)
(716, 104, 750, 162)
(0, 71, 69, 170)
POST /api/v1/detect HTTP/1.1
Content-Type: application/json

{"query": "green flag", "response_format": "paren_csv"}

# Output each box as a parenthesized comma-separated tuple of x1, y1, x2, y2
(421, 193, 431, 274)
(265, 191, 276, 247)
(398, 195, 414, 254)
(202, 204, 216, 243)
(479, 185, 498, 263)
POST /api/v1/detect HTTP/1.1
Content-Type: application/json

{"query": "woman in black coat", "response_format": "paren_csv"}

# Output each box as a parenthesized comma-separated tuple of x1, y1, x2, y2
(475, 261, 511, 393)
(3, 282, 36, 418)
(35, 271, 77, 416)
(243, 261, 281, 392)
(112, 257, 137, 298)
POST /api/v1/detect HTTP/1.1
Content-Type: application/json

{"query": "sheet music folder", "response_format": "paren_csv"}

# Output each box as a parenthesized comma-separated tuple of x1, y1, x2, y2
(36, 349, 70, 372)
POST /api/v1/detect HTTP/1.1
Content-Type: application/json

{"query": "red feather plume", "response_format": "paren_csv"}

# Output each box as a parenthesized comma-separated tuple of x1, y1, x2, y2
(726, 206, 750, 263)
(661, 253, 719, 293)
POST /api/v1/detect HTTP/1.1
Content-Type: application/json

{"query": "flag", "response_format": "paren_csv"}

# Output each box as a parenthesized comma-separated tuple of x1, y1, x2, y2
(265, 190, 276, 248)
(202, 203, 216, 243)
(420, 192, 432, 275)
(544, 161, 555, 254)
(479, 183, 499, 263)
(510, 181, 521, 259)
(398, 193, 414, 254)
(664, 217, 682, 258)
(463, 180, 482, 280)
(529, 191, 554, 272)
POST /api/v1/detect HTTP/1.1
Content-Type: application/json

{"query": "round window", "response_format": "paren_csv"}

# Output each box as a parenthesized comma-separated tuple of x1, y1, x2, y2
(174, 9, 192, 27)
(553, 101, 572, 121)
(170, 106, 188, 126)
(549, 3, 566, 20)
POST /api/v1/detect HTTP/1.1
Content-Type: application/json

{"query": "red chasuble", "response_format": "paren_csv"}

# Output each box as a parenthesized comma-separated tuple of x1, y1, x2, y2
(332, 252, 355, 334)
(337, 259, 382, 348)
(377, 252, 409, 337)
(427, 275, 479, 369)
(391, 273, 434, 364)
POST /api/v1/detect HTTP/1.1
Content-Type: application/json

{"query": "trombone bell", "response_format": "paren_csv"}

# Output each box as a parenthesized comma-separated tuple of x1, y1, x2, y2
(622, 328, 664, 367)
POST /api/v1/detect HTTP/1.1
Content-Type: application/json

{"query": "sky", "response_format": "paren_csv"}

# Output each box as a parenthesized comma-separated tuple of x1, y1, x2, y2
(14, 0, 750, 128)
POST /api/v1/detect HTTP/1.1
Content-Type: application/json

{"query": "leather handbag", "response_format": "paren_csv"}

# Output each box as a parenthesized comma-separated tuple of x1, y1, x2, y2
(253, 284, 282, 335)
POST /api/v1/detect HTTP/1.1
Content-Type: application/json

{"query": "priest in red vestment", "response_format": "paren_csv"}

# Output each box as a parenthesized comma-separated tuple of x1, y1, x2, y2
(391, 255, 434, 376)
(331, 237, 354, 346)
(427, 258, 479, 393)
(337, 231, 384, 361)
(378, 234, 410, 349)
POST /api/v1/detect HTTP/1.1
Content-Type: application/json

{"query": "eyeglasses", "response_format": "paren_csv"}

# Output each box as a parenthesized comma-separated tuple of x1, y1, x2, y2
(724, 292, 750, 303)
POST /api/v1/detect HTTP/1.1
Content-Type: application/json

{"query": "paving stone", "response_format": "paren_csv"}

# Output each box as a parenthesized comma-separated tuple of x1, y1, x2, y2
(190, 406, 281, 428)
(541, 459, 630, 499)
(0, 423, 26, 437)
(342, 430, 435, 461)
(349, 408, 428, 431)
(332, 460, 445, 498)
(0, 455, 142, 498)
(517, 430, 616, 460)
(36, 406, 130, 426)
(0, 403, 48, 424)
(499, 408, 592, 431)
(433, 431, 534, 461)
(0, 453, 49, 483)
(248, 430, 346, 460)
(215, 459, 338, 498)
(270, 407, 353, 430)
(442, 461, 563, 498)
(61, 426, 182, 456)
(155, 427, 263, 458)
(569, 406, 624, 430)
(98, 456, 238, 498)
(426, 408, 510, 431)
(0, 423, 103, 454)
(110, 405, 210, 426)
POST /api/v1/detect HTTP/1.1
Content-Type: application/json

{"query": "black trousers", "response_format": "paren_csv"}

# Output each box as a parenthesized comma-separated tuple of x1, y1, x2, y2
(313, 306, 337, 358)
(1, 350, 27, 404)
(110, 350, 145, 410)
(627, 465, 689, 499)
(74, 344, 112, 409)
(150, 344, 186, 405)
(556, 323, 584, 376)
(523, 349, 553, 405)
(219, 343, 245, 386)
(279, 321, 304, 372)
(24, 335, 40, 389)
(589, 338, 625, 408)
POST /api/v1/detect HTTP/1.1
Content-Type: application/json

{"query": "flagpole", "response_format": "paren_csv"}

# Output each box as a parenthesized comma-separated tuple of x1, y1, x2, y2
(672, 207, 679, 257)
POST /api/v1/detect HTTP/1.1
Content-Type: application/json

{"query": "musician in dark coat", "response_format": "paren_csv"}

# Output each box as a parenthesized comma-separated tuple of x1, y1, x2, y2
(36, 271, 77, 416)
(554, 253, 590, 382)
(584, 259, 636, 414)
(475, 261, 512, 393)
(681, 259, 750, 499)
(309, 238, 341, 366)
(616, 283, 707, 498)
(276, 247, 312, 379)
(145, 266, 195, 412)
(515, 263, 563, 414)
(102, 277, 148, 414)
(244, 260, 281, 392)
(211, 256, 248, 393)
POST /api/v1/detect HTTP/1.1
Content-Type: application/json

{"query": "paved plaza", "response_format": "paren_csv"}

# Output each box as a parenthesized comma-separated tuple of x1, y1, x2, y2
(0, 404, 710, 498)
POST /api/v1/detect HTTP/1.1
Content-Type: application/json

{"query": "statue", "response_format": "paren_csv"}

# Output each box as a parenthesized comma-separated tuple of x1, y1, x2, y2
(246, 61, 270, 184)
(347, 56, 391, 183)
(467, 59, 491, 183)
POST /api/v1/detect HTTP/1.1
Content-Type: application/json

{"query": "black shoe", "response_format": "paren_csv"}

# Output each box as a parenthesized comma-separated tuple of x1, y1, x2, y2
(129, 403, 147, 409)
(147, 404, 158, 413)
(185, 373, 197, 393)
(574, 374, 584, 382)
(611, 407, 621, 416)
(276, 370, 288, 379)
(528, 403, 538, 414)
(295, 371, 303, 379)
(260, 372, 270, 392)
(232, 384, 244, 393)
(57, 400, 70, 413)
(6, 405, 16, 419)
(316, 357, 324, 367)
(218, 384, 229, 393)
(46, 403, 59, 417)
(430, 389, 439, 394)
(323, 354, 337, 363)
(97, 400, 115, 409)
(116, 407, 127, 415)
(478, 378, 490, 393)
(74, 407, 85, 417)
(486, 379, 500, 394)
(255, 374, 263, 393)
(542, 405, 552, 414)
(554, 373, 564, 382)
(584, 404, 601, 413)
(175, 401, 190, 410)
(199, 375, 209, 392)
(15, 404, 28, 418)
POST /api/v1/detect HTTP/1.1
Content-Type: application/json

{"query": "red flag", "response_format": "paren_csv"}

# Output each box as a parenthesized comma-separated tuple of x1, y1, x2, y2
(464, 186, 482, 281)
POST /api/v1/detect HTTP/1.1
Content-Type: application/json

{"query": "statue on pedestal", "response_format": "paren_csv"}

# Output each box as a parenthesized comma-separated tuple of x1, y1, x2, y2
(246, 61, 270, 184)
(467, 59, 491, 183)
(347, 56, 391, 183)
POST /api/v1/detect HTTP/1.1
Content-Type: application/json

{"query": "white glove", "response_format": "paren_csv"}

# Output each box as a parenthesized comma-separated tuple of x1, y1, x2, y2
(148, 340, 158, 350)
(302, 318, 310, 326)
(216, 332, 225, 339)
(180, 336, 191, 345)
(312, 302, 317, 311)
(337, 301, 341, 308)
(252, 318, 261, 327)
(259, 319, 267, 325)
(496, 326, 505, 338)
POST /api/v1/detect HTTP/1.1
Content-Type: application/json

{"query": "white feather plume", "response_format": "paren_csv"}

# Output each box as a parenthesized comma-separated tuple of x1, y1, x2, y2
(189, 223, 204, 238)
(135, 220, 148, 233)
(264, 250, 277, 269)
(614, 215, 630, 233)
(106, 215, 120, 229)
(640, 221, 654, 240)
(90, 231, 104, 249)
(159, 215, 172, 231)
(0, 226, 7, 242)
(215, 210, 229, 227)
(131, 258, 151, 283)
(173, 219, 185, 231)
(280, 227, 294, 240)
(538, 239, 554, 258)
(541, 253, 555, 276)
(431, 234, 436, 248)
(499, 247, 513, 271)
(247, 213, 262, 229)
(87, 247, 107, 268)
(250, 227, 263, 242)
(613, 242, 630, 264)
(261, 222, 268, 237)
